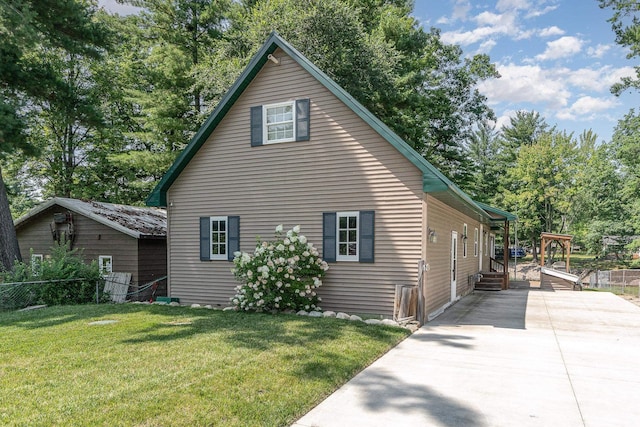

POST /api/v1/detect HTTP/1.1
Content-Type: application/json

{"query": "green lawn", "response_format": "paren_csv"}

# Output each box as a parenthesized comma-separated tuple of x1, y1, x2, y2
(0, 304, 409, 426)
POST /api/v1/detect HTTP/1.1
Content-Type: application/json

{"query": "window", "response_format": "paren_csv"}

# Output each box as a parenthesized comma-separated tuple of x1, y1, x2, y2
(337, 211, 359, 261)
(251, 99, 310, 146)
(209, 216, 228, 260)
(200, 216, 240, 261)
(31, 254, 43, 275)
(474, 228, 479, 257)
(462, 224, 468, 258)
(265, 102, 295, 143)
(484, 231, 488, 255)
(323, 211, 375, 263)
(98, 255, 113, 276)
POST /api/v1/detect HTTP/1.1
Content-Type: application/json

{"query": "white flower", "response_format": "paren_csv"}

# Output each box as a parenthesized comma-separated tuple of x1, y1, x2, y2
(299, 235, 307, 244)
(233, 251, 242, 257)
(284, 238, 290, 245)
(293, 225, 301, 233)
(276, 244, 285, 252)
(275, 224, 283, 233)
(289, 245, 295, 251)
(247, 270, 253, 278)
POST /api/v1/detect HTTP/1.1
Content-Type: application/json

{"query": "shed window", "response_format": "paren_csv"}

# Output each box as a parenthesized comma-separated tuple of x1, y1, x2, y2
(250, 99, 310, 146)
(98, 255, 113, 275)
(31, 254, 43, 274)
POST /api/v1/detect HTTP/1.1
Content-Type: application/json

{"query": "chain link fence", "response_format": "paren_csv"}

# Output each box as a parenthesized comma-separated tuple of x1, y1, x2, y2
(587, 269, 640, 297)
(0, 276, 167, 312)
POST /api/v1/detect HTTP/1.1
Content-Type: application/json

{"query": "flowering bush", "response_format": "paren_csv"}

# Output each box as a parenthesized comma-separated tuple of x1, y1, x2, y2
(230, 224, 329, 312)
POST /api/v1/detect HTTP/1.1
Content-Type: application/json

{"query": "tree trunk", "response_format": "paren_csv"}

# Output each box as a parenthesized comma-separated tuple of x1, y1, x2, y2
(0, 167, 22, 271)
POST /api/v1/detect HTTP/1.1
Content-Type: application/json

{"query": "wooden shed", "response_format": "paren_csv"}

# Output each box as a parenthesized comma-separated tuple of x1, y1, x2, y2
(14, 198, 167, 300)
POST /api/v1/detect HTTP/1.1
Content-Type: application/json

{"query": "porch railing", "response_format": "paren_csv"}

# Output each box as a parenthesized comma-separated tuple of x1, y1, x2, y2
(490, 257, 505, 273)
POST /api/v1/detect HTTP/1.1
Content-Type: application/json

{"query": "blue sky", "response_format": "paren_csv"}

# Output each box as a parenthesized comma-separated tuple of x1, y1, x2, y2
(414, 0, 639, 142)
(100, 0, 639, 142)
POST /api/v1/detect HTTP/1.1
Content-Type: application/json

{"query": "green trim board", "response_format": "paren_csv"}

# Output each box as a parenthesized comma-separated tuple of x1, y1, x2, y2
(474, 201, 517, 222)
(146, 32, 510, 223)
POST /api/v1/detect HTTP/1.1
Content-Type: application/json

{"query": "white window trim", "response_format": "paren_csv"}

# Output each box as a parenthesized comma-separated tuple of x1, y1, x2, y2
(462, 224, 468, 258)
(474, 228, 479, 257)
(336, 211, 359, 262)
(263, 101, 296, 144)
(98, 255, 113, 276)
(210, 216, 228, 260)
(31, 254, 43, 274)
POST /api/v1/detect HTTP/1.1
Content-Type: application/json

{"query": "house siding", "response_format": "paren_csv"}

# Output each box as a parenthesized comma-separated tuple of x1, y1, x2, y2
(167, 49, 424, 315)
(424, 195, 490, 318)
(16, 205, 139, 283)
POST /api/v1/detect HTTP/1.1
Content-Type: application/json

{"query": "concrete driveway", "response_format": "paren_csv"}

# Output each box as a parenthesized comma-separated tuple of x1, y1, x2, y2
(292, 288, 640, 427)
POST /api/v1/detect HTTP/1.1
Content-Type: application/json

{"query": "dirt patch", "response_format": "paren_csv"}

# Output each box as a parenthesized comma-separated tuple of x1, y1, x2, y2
(620, 295, 640, 308)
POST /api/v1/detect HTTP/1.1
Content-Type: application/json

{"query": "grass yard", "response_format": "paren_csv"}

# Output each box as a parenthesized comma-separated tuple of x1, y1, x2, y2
(0, 304, 409, 426)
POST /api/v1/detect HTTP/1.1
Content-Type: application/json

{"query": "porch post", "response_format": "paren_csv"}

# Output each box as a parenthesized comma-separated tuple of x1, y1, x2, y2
(503, 219, 509, 289)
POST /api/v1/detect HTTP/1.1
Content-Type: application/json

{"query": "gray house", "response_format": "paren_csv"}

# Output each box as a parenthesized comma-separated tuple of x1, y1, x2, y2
(147, 33, 514, 322)
(14, 198, 167, 299)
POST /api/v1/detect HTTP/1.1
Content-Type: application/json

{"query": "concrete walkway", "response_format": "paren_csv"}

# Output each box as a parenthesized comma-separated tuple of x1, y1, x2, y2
(292, 288, 640, 427)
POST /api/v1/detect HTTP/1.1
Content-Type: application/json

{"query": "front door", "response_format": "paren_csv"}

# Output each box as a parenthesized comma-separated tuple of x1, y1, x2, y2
(451, 231, 458, 302)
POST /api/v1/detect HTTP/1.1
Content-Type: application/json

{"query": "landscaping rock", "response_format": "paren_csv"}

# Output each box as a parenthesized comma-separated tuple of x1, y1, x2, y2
(296, 310, 309, 316)
(336, 312, 350, 320)
(350, 315, 363, 322)
(364, 319, 382, 325)
(323, 311, 336, 318)
(204, 304, 213, 309)
(404, 323, 420, 333)
(308, 311, 323, 318)
(153, 301, 167, 305)
(190, 303, 202, 308)
(222, 306, 236, 312)
(381, 319, 400, 327)
(169, 302, 181, 307)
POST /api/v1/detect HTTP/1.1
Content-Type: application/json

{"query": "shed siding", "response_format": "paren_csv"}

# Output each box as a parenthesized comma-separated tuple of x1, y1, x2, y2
(424, 195, 489, 317)
(16, 206, 139, 283)
(167, 49, 424, 315)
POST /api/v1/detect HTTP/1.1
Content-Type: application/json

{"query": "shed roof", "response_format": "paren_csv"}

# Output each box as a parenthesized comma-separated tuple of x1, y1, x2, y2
(14, 198, 167, 239)
(146, 32, 511, 223)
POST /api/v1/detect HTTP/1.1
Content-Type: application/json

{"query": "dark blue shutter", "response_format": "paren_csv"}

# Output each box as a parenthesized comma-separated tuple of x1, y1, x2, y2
(228, 216, 240, 261)
(200, 217, 210, 261)
(323, 212, 337, 262)
(250, 106, 263, 146)
(359, 210, 375, 263)
(295, 99, 310, 141)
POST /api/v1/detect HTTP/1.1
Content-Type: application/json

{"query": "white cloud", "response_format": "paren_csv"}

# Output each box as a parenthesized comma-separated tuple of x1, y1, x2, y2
(556, 96, 619, 120)
(587, 44, 611, 58)
(478, 63, 571, 109)
(453, 0, 472, 21)
(564, 65, 635, 92)
(535, 36, 583, 61)
(478, 39, 498, 54)
(539, 26, 564, 37)
(496, 0, 530, 12)
(525, 5, 558, 19)
(98, 0, 141, 15)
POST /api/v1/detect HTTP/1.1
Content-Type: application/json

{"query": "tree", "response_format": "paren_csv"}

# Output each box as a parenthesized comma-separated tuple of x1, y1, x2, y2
(0, 0, 109, 270)
(467, 121, 501, 203)
(502, 130, 577, 261)
(611, 109, 640, 233)
(599, 0, 640, 95)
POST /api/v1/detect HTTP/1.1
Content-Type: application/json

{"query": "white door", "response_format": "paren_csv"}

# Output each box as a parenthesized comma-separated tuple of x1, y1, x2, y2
(451, 231, 458, 302)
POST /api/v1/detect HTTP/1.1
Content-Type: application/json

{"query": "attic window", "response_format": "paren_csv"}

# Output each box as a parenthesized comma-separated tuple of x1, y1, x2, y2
(250, 99, 310, 146)
(265, 102, 295, 143)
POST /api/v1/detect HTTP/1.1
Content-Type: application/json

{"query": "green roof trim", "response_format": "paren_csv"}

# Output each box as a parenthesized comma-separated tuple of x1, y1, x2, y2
(475, 201, 517, 221)
(146, 32, 506, 223)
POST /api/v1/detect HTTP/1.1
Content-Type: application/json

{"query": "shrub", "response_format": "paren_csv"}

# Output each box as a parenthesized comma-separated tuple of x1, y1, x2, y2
(231, 225, 329, 312)
(0, 241, 104, 306)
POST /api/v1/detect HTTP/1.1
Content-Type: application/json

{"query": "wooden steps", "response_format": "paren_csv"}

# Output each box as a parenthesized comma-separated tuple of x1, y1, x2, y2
(475, 272, 505, 291)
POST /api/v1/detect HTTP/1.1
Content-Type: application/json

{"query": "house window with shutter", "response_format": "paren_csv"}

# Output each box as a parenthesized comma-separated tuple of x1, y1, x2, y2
(323, 210, 375, 263)
(200, 216, 240, 261)
(251, 99, 310, 146)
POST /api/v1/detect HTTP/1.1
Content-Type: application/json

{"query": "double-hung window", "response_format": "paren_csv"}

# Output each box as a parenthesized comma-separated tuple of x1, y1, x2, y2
(199, 216, 240, 261)
(250, 99, 310, 146)
(264, 102, 295, 143)
(323, 210, 375, 263)
(474, 228, 479, 257)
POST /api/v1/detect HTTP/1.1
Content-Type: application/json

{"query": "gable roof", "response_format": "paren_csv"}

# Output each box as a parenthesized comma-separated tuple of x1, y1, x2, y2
(146, 32, 509, 222)
(15, 198, 166, 239)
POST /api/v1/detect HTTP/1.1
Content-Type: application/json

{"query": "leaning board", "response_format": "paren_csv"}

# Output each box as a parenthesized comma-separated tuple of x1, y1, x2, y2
(103, 272, 132, 303)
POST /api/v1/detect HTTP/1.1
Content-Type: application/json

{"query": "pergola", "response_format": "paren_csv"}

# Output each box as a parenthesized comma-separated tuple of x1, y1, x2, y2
(540, 233, 573, 271)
